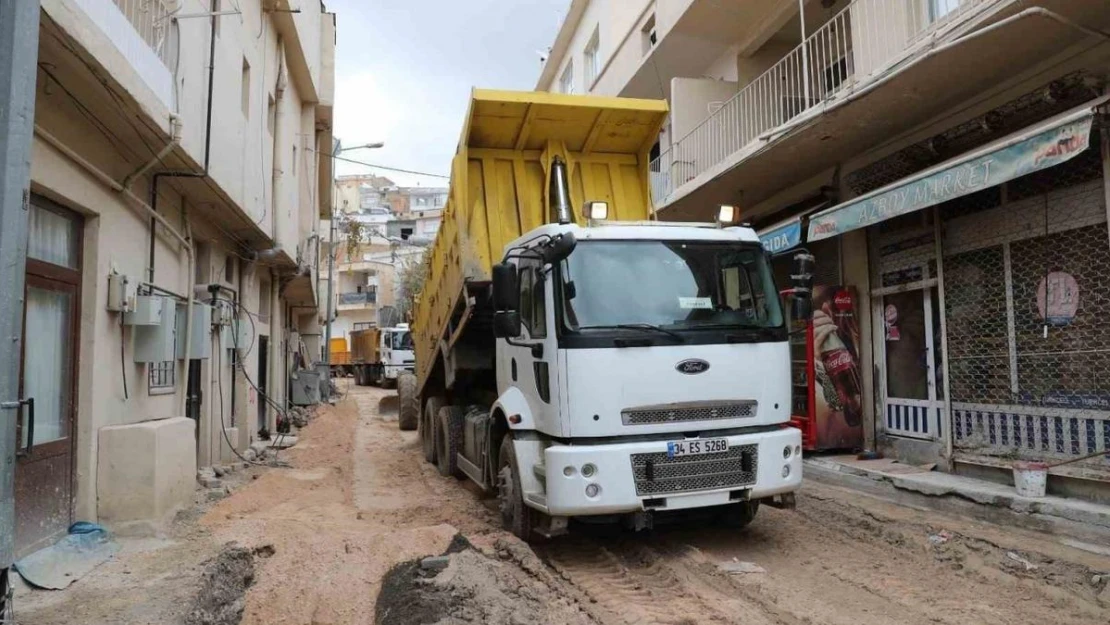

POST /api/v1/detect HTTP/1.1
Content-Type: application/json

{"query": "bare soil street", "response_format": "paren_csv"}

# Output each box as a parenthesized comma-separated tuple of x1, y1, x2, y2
(16, 382, 1110, 624)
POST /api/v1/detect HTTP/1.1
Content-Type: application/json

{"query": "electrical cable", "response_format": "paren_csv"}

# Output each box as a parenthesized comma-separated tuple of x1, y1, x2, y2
(120, 313, 129, 401)
(216, 330, 269, 467)
(317, 150, 450, 179)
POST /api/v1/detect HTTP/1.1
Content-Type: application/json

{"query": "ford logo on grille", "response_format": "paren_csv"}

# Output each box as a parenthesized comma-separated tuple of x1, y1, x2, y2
(675, 359, 710, 375)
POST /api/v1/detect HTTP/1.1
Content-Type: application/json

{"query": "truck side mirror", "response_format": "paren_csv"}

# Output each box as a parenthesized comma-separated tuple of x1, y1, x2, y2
(493, 311, 522, 338)
(790, 251, 815, 321)
(492, 263, 519, 311)
(542, 232, 576, 264)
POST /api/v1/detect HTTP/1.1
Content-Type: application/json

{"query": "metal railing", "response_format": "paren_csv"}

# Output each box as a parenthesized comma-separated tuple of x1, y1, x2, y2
(339, 292, 377, 306)
(649, 0, 998, 206)
(113, 0, 174, 67)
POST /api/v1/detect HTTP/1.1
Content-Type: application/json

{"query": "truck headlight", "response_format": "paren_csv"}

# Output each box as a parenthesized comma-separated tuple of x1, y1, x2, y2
(585, 483, 601, 498)
(581, 463, 597, 478)
(782, 466, 791, 478)
(783, 446, 792, 459)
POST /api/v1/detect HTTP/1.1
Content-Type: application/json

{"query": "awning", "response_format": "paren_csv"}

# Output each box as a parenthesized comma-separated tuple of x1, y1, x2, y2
(759, 217, 802, 254)
(807, 97, 1106, 242)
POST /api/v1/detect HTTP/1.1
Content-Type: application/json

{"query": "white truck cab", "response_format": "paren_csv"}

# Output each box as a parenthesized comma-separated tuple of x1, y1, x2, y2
(478, 221, 803, 535)
(379, 324, 415, 382)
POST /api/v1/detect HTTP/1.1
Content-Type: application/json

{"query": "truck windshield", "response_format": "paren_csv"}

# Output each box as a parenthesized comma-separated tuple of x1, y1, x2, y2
(560, 240, 783, 331)
(392, 331, 413, 350)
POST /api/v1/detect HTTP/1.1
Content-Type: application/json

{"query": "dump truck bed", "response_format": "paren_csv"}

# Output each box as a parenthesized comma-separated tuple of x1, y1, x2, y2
(350, 328, 381, 365)
(412, 89, 668, 393)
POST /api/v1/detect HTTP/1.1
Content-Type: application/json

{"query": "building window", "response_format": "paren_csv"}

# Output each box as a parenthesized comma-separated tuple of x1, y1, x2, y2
(584, 27, 600, 88)
(149, 361, 175, 395)
(928, 0, 960, 21)
(641, 14, 657, 56)
(559, 61, 575, 94)
(241, 57, 251, 117)
(292, 145, 297, 176)
(224, 255, 235, 284)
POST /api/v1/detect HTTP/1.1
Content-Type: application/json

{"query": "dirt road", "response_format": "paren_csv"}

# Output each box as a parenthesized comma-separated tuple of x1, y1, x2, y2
(17, 382, 1110, 624)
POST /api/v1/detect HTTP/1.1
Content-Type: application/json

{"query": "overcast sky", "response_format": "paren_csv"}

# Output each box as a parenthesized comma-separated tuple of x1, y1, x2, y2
(328, 0, 569, 187)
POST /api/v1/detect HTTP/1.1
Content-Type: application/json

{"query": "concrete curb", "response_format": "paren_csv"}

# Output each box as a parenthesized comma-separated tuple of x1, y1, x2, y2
(803, 458, 1110, 548)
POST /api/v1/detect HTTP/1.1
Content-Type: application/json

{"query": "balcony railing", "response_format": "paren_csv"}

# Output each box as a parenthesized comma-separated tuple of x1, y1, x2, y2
(339, 292, 376, 306)
(113, 0, 174, 66)
(649, 0, 1000, 206)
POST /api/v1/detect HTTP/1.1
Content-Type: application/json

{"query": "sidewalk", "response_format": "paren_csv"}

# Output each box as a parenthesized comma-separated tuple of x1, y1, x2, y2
(804, 455, 1110, 552)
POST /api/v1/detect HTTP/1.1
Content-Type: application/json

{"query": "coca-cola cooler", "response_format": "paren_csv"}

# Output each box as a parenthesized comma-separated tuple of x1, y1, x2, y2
(790, 285, 865, 451)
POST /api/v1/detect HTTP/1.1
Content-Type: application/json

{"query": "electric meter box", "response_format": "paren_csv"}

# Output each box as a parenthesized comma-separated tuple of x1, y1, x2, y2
(175, 301, 212, 360)
(124, 295, 164, 326)
(133, 296, 178, 363)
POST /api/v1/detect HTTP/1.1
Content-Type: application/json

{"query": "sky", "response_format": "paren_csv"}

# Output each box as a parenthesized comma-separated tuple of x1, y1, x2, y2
(328, 0, 570, 187)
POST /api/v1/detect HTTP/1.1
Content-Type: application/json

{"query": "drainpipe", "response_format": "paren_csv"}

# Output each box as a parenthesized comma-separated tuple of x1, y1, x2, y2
(180, 209, 196, 419)
(271, 37, 286, 246)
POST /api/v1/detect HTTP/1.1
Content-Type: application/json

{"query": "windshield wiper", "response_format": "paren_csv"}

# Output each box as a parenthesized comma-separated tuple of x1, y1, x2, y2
(579, 323, 685, 342)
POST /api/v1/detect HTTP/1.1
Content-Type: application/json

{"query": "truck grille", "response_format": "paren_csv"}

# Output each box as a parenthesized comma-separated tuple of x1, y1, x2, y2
(630, 444, 758, 496)
(622, 401, 757, 426)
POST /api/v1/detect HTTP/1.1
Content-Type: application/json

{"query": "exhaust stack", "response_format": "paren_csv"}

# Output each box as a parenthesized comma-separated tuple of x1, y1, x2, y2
(549, 156, 572, 225)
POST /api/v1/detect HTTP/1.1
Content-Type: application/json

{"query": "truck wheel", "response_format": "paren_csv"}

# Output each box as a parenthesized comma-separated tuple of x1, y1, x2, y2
(421, 396, 443, 463)
(397, 373, 419, 431)
(498, 436, 536, 541)
(436, 406, 464, 478)
(718, 500, 760, 529)
(367, 365, 379, 387)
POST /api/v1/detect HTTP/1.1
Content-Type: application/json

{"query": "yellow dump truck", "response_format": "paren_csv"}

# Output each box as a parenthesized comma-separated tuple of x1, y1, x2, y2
(328, 337, 351, 376)
(401, 89, 808, 540)
(349, 324, 414, 387)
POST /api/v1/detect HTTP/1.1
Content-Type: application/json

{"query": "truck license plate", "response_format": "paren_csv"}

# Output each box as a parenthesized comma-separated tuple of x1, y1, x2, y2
(667, 438, 728, 458)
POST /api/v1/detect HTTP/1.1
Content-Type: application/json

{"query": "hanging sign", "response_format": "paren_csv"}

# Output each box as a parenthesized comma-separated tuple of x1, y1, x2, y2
(1036, 271, 1079, 326)
(759, 219, 802, 254)
(807, 111, 1095, 242)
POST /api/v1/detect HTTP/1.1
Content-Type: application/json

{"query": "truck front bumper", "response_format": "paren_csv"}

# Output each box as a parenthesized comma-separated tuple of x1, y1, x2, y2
(382, 364, 415, 379)
(540, 427, 802, 516)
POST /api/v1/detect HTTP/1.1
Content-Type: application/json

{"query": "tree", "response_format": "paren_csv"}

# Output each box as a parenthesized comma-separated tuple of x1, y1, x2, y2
(397, 251, 430, 321)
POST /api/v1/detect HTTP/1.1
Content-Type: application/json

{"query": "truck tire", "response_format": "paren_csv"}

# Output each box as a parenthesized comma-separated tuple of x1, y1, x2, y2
(719, 500, 760, 529)
(421, 396, 443, 463)
(498, 436, 536, 541)
(436, 405, 464, 478)
(397, 373, 419, 431)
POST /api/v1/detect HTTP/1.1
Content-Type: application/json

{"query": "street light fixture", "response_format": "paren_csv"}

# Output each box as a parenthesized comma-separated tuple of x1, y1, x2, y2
(335, 141, 384, 154)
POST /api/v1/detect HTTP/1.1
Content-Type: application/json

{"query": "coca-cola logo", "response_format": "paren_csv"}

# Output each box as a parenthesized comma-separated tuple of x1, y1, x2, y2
(834, 291, 853, 311)
(675, 359, 710, 375)
(825, 349, 853, 375)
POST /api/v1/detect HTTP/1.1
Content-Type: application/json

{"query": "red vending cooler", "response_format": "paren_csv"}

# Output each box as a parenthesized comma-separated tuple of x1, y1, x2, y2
(790, 285, 864, 451)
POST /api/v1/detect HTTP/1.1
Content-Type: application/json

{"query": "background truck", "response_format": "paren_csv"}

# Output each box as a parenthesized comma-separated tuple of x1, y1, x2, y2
(350, 324, 415, 387)
(401, 89, 811, 539)
(329, 337, 353, 377)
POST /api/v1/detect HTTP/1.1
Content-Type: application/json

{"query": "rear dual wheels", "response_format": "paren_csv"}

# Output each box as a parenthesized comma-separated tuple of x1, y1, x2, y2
(421, 397, 442, 463)
(397, 373, 419, 431)
(436, 406, 464, 478)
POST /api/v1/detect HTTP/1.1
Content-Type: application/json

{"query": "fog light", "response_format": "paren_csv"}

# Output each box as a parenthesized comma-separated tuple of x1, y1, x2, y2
(581, 463, 597, 478)
(585, 483, 601, 498)
(783, 446, 792, 459)
(563, 466, 576, 477)
(795, 445, 802, 457)
(782, 465, 791, 478)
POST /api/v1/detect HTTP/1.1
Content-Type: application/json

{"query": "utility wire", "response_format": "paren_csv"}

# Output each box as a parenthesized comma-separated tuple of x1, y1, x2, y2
(317, 149, 450, 179)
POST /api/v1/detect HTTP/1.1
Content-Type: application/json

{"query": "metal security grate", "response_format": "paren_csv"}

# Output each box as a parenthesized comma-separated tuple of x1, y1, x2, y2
(622, 402, 757, 425)
(941, 147, 1110, 479)
(630, 444, 758, 496)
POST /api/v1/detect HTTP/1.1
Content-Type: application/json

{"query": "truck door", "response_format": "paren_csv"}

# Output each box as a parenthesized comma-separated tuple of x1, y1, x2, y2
(503, 257, 562, 434)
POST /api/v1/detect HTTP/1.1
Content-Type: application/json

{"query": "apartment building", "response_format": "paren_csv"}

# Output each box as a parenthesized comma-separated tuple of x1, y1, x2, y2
(539, 0, 1110, 498)
(10, 0, 335, 557)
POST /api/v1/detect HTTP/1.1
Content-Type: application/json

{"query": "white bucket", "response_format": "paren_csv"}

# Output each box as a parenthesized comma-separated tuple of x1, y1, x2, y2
(1012, 461, 1048, 498)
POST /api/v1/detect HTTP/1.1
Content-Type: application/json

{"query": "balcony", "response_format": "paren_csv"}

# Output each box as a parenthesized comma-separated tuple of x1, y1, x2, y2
(63, 0, 175, 109)
(337, 291, 377, 311)
(650, 0, 1048, 217)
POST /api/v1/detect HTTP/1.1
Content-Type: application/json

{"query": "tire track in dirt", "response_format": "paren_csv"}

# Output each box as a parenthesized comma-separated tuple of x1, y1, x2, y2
(539, 537, 786, 625)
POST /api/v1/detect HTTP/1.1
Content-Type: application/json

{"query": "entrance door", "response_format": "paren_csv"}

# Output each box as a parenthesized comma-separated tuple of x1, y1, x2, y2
(15, 199, 81, 556)
(882, 287, 944, 439)
(257, 335, 269, 433)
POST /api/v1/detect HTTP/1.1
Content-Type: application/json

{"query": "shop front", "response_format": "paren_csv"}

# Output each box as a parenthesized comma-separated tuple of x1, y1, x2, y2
(807, 98, 1110, 485)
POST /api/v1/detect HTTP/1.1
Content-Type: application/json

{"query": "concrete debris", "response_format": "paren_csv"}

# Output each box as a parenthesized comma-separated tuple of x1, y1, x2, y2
(269, 435, 299, 449)
(928, 531, 952, 546)
(420, 556, 451, 572)
(213, 466, 227, 478)
(717, 559, 767, 574)
(1005, 552, 1038, 571)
